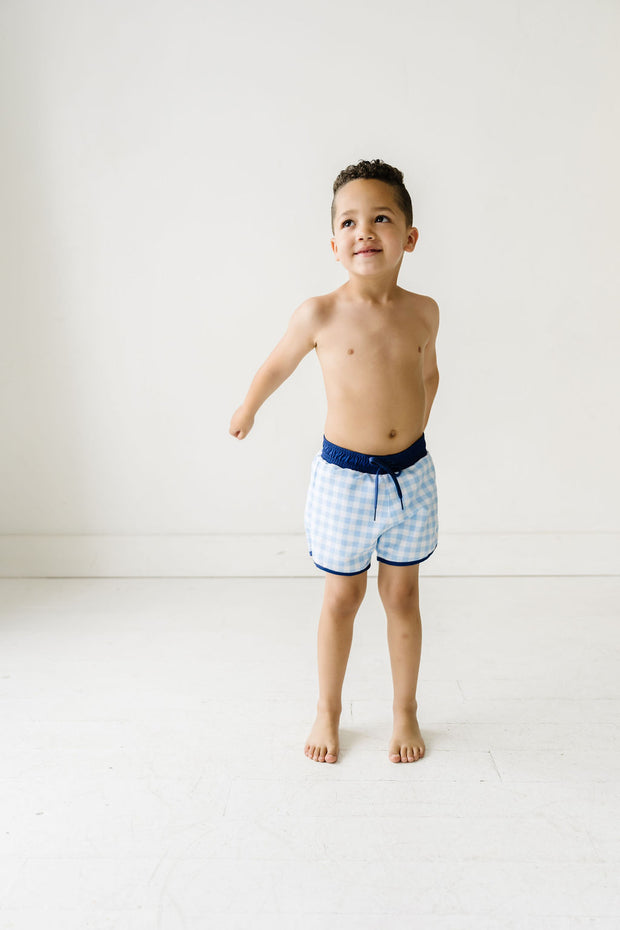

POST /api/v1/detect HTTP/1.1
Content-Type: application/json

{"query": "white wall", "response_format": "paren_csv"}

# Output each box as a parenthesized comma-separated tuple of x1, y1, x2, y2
(1, 0, 619, 541)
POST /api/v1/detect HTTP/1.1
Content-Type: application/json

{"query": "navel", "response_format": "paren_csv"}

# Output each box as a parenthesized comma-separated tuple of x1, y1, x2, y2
(418, 345, 422, 353)
(389, 429, 397, 438)
(347, 348, 354, 355)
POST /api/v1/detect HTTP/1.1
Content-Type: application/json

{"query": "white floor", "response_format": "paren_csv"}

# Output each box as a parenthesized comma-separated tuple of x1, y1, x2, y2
(1, 575, 619, 929)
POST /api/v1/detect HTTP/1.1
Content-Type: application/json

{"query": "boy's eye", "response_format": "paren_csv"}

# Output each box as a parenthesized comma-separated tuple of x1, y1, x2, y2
(341, 215, 389, 228)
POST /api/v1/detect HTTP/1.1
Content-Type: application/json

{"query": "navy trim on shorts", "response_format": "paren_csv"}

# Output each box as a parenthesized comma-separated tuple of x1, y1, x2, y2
(310, 552, 371, 576)
(377, 545, 437, 567)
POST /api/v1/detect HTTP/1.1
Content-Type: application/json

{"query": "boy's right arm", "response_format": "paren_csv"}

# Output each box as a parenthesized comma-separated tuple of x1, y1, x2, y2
(229, 298, 320, 439)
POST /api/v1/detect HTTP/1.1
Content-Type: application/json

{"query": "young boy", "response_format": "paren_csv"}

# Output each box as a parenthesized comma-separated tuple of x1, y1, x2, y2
(229, 159, 439, 765)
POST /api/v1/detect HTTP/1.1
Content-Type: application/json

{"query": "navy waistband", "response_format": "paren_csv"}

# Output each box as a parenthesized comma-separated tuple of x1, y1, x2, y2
(321, 434, 427, 473)
(321, 434, 428, 521)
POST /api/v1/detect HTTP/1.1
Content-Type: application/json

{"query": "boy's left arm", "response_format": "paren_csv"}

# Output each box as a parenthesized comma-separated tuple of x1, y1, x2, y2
(422, 299, 440, 430)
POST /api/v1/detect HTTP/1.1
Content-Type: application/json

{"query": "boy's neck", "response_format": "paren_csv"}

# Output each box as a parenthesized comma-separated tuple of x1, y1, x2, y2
(343, 272, 401, 306)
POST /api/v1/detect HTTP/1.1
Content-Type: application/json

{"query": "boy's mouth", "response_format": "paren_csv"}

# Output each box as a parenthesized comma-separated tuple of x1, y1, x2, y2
(355, 248, 381, 255)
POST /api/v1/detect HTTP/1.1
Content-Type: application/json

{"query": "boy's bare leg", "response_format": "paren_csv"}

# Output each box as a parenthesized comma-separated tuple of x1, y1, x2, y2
(305, 571, 367, 763)
(377, 561, 426, 762)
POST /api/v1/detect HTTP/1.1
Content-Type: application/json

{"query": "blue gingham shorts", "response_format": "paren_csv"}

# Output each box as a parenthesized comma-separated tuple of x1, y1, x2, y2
(304, 435, 439, 575)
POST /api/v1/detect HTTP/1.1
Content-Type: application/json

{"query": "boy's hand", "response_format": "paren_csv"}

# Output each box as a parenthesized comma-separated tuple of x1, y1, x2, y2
(229, 406, 254, 440)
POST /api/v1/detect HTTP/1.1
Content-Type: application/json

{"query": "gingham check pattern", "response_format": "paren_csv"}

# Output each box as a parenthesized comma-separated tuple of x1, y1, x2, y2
(304, 451, 438, 574)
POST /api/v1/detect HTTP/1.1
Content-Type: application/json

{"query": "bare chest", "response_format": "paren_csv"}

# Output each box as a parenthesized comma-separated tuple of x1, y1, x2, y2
(317, 314, 427, 372)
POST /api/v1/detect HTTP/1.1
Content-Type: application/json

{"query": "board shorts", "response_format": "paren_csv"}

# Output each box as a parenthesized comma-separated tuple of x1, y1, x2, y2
(304, 434, 438, 575)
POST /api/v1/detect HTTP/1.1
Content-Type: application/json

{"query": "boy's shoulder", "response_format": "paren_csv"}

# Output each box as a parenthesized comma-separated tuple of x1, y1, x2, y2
(296, 288, 342, 311)
(395, 286, 439, 313)
(289, 291, 337, 328)
(397, 288, 440, 333)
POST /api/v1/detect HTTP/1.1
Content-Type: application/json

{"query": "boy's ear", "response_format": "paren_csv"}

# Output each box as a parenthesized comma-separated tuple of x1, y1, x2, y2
(330, 237, 340, 262)
(404, 227, 419, 253)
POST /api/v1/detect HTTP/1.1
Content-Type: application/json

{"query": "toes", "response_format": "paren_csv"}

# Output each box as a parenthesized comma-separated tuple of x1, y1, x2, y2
(306, 734, 339, 763)
(392, 745, 422, 762)
(390, 741, 426, 762)
(306, 743, 337, 763)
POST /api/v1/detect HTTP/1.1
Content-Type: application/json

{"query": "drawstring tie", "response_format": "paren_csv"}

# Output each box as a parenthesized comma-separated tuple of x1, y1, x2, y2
(368, 458, 404, 521)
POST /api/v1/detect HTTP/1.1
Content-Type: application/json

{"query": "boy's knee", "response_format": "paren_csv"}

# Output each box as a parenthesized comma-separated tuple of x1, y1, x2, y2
(378, 576, 419, 613)
(324, 574, 367, 616)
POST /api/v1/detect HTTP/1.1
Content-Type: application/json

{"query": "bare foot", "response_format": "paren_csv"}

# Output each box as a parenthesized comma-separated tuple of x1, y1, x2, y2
(305, 707, 340, 763)
(389, 702, 425, 763)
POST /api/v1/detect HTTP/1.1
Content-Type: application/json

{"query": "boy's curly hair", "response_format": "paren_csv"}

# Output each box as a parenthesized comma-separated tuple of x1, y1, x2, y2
(331, 158, 413, 232)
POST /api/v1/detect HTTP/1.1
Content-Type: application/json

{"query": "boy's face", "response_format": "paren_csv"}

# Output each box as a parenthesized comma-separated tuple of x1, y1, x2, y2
(330, 178, 418, 276)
